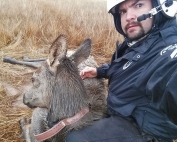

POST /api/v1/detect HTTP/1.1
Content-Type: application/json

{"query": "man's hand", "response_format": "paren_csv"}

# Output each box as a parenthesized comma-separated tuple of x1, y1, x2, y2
(80, 67, 97, 79)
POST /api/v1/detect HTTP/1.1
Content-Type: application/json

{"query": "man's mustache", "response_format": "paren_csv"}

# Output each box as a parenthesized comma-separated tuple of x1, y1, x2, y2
(125, 21, 142, 31)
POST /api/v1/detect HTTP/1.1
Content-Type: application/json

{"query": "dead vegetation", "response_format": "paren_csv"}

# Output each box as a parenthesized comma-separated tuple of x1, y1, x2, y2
(0, 0, 122, 141)
(0, 0, 176, 142)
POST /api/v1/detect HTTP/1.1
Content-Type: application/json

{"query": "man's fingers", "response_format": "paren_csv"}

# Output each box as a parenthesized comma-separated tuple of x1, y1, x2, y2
(80, 70, 88, 79)
(80, 66, 95, 79)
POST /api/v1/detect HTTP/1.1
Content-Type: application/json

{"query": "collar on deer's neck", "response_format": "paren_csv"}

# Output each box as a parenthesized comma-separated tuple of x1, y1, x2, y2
(34, 107, 89, 141)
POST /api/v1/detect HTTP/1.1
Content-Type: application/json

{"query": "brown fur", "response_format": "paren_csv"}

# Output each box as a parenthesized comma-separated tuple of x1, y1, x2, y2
(20, 34, 107, 142)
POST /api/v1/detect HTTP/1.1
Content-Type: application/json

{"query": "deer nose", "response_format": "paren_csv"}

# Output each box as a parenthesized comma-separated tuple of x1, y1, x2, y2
(23, 94, 35, 108)
(23, 93, 29, 105)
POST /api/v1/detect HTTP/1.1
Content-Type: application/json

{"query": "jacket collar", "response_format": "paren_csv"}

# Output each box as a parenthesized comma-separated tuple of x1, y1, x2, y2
(122, 19, 177, 55)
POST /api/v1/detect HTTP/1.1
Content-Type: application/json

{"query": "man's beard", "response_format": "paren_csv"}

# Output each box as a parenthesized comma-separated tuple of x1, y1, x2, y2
(125, 22, 145, 41)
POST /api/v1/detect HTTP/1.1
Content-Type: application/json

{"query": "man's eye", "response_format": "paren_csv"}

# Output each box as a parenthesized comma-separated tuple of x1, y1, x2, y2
(119, 10, 126, 15)
(136, 3, 143, 8)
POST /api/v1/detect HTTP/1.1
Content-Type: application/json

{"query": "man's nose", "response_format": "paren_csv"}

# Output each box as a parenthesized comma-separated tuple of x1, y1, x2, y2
(126, 10, 137, 22)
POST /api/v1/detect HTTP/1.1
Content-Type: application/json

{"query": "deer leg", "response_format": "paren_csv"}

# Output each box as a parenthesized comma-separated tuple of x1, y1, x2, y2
(3, 56, 42, 68)
(19, 108, 49, 142)
(23, 56, 46, 62)
(19, 118, 33, 142)
(31, 108, 50, 142)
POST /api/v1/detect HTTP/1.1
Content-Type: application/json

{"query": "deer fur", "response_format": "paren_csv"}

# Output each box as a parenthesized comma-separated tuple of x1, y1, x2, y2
(20, 34, 107, 142)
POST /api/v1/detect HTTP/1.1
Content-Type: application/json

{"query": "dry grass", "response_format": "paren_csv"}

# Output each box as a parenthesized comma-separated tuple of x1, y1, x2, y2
(0, 0, 122, 141)
(0, 0, 176, 142)
(0, 87, 32, 142)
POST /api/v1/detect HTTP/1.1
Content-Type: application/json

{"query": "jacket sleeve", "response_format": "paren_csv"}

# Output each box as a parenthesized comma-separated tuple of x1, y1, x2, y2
(96, 63, 111, 78)
(145, 52, 177, 124)
(160, 68, 177, 123)
(96, 41, 122, 79)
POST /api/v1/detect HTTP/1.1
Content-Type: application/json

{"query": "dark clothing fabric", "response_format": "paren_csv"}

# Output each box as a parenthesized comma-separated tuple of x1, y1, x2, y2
(66, 18, 177, 142)
(96, 18, 177, 141)
(66, 115, 163, 142)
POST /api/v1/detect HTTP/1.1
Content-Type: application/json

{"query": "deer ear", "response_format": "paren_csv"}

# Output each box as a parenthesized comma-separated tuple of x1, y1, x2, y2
(47, 34, 68, 72)
(69, 38, 91, 66)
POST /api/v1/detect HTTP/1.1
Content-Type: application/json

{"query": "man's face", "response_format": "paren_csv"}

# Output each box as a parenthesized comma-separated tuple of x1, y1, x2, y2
(118, 0, 153, 40)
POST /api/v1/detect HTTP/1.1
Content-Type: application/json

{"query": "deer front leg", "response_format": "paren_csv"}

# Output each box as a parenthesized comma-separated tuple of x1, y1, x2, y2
(31, 108, 50, 142)
(20, 108, 49, 142)
(3, 56, 42, 68)
(19, 118, 33, 142)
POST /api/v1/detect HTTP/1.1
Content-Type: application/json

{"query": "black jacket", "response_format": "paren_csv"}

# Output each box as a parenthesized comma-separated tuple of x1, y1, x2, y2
(97, 18, 177, 140)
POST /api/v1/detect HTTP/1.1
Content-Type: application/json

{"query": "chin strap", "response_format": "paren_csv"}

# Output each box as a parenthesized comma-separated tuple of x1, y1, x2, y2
(34, 108, 89, 141)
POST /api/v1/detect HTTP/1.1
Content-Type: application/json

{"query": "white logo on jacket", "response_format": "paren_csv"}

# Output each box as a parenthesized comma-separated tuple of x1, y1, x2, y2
(123, 61, 132, 70)
(170, 48, 177, 59)
(160, 44, 177, 58)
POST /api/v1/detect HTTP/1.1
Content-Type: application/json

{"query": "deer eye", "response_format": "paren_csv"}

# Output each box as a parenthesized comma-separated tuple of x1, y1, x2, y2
(31, 77, 35, 83)
(31, 77, 40, 88)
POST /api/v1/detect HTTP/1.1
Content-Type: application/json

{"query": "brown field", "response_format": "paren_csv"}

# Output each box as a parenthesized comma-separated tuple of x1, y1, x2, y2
(0, 0, 176, 142)
(0, 0, 122, 141)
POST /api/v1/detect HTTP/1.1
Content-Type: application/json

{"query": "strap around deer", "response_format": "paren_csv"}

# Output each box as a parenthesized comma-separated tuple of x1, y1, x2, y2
(34, 108, 89, 141)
